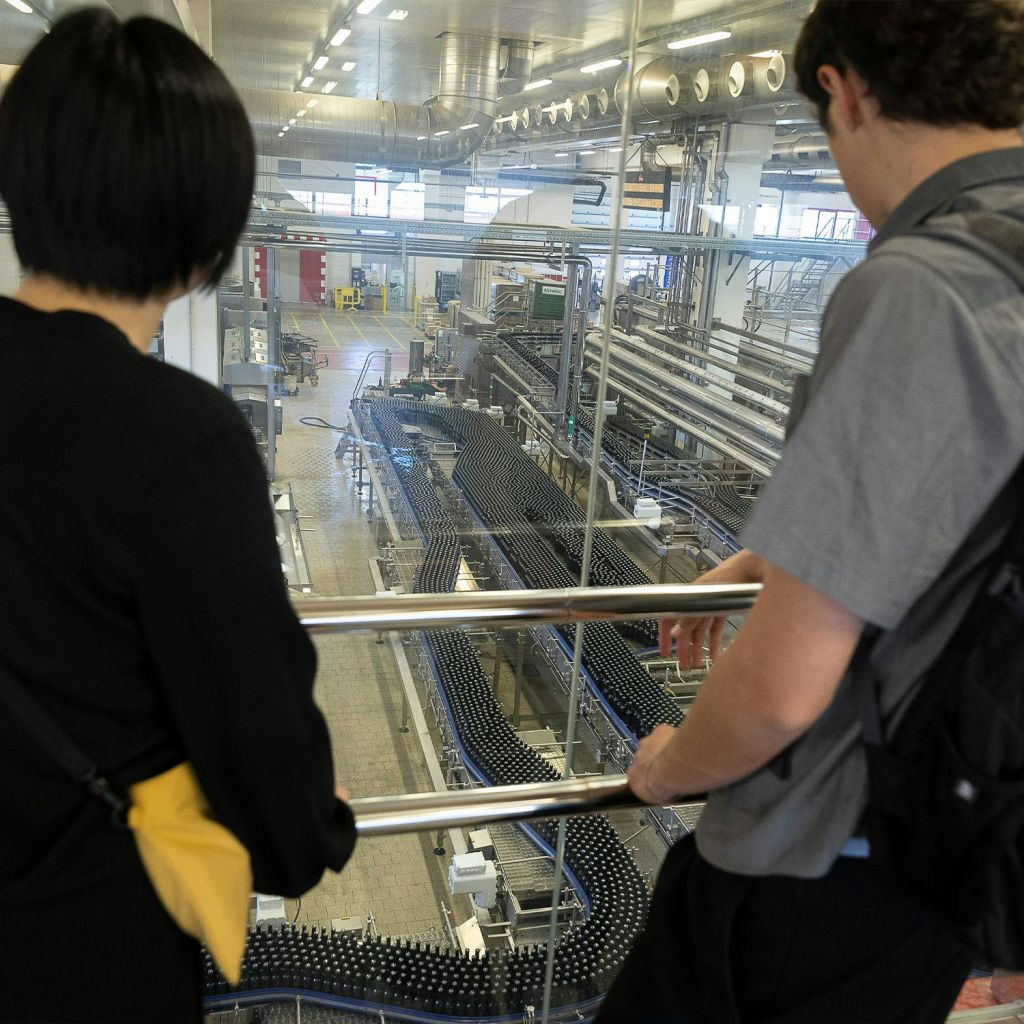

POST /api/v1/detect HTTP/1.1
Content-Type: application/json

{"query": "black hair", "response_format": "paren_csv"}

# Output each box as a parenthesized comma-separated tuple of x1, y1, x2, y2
(0, 7, 255, 299)
(794, 0, 1024, 131)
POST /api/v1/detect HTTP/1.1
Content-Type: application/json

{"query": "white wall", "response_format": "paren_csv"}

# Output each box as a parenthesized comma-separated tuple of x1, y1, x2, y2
(0, 234, 22, 295)
(497, 184, 575, 228)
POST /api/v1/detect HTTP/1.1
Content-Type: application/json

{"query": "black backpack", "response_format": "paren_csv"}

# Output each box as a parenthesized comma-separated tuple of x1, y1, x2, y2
(859, 213, 1024, 968)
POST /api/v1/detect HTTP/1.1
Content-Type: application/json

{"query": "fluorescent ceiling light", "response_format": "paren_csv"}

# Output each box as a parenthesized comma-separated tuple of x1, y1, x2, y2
(278, 131, 285, 138)
(387, 9, 408, 19)
(322, 80, 338, 93)
(289, 118, 297, 125)
(297, 109, 307, 117)
(751, 49, 781, 57)
(330, 27, 352, 46)
(341, 61, 356, 71)
(554, 152, 569, 157)
(523, 79, 552, 91)
(578, 149, 595, 155)
(356, 0, 383, 13)
(416, 136, 427, 141)
(667, 29, 731, 50)
(306, 98, 319, 108)
(300, 75, 314, 87)
(313, 54, 329, 70)
(434, 130, 451, 136)
(5, 0, 33, 12)
(460, 122, 480, 130)
(580, 57, 622, 74)
(281, 125, 290, 132)
(609, 146, 622, 152)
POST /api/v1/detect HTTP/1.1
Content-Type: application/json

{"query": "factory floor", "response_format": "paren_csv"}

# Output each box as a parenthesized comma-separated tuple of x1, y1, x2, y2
(275, 305, 450, 940)
(270, 304, 672, 938)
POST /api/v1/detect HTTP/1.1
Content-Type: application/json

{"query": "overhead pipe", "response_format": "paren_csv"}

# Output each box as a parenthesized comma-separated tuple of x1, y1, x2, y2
(242, 32, 500, 169)
(499, 39, 535, 96)
(768, 133, 833, 169)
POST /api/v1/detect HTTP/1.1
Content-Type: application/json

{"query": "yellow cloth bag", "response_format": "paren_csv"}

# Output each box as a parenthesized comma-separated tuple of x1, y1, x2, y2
(127, 762, 252, 985)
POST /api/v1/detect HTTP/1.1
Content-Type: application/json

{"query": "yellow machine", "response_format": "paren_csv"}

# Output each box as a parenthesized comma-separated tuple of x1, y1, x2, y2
(334, 286, 362, 311)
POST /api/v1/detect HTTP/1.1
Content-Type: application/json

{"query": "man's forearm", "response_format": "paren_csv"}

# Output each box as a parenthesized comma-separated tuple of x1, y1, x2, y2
(642, 646, 807, 803)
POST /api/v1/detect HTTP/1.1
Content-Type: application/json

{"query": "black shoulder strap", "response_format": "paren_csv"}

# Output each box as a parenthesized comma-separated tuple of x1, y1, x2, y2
(913, 212, 1024, 291)
(0, 662, 129, 824)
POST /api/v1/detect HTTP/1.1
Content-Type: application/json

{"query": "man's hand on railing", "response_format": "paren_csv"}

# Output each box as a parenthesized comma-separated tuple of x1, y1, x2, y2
(659, 549, 764, 670)
(627, 724, 682, 806)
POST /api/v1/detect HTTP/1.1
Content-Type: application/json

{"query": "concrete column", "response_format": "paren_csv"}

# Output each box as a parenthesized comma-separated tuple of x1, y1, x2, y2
(707, 122, 776, 331)
(163, 287, 220, 386)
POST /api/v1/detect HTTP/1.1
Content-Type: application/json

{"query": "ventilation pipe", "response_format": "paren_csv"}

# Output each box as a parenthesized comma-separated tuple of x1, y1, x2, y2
(499, 40, 535, 95)
(768, 134, 833, 168)
(244, 32, 500, 169)
(685, 52, 787, 113)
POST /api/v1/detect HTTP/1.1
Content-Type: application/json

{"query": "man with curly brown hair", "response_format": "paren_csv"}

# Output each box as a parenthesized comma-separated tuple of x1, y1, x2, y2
(598, 2, 1024, 1022)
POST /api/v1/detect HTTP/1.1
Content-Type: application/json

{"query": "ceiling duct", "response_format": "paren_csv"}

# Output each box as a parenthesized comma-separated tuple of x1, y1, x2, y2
(767, 134, 833, 169)
(242, 32, 500, 169)
(499, 40, 536, 96)
(614, 57, 682, 120)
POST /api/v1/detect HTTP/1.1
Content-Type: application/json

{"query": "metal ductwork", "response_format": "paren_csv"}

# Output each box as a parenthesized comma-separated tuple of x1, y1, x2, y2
(768, 134, 833, 169)
(243, 32, 500, 169)
(499, 40, 535, 96)
(613, 51, 789, 121)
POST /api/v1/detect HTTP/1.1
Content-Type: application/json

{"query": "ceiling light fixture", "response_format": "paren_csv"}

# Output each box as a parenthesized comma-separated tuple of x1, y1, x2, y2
(330, 27, 352, 46)
(387, 9, 408, 19)
(300, 75, 314, 87)
(460, 122, 480, 130)
(751, 48, 781, 57)
(306, 98, 319, 108)
(578, 149, 595, 155)
(313, 54, 329, 70)
(5, 0, 33, 12)
(667, 29, 732, 50)
(289, 118, 297, 125)
(523, 79, 552, 91)
(356, 0, 383, 13)
(341, 61, 356, 71)
(609, 146, 622, 152)
(322, 80, 338, 93)
(434, 129, 451, 136)
(281, 125, 290, 132)
(580, 57, 623, 74)
(554, 152, 569, 157)
(416, 136, 427, 141)
(278, 131, 285, 138)
(297, 109, 307, 117)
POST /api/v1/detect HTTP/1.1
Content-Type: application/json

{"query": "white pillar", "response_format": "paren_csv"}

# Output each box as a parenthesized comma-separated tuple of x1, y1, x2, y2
(163, 287, 220, 386)
(710, 122, 776, 329)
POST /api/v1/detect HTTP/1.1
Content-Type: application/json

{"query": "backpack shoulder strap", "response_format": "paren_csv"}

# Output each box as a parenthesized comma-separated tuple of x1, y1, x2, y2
(0, 662, 129, 823)
(911, 212, 1024, 292)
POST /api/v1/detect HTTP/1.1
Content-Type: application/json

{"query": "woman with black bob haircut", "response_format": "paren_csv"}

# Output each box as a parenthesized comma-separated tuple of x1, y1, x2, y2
(0, 9, 355, 1022)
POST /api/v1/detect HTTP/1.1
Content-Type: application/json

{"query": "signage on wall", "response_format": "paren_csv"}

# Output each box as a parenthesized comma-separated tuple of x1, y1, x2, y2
(622, 169, 672, 212)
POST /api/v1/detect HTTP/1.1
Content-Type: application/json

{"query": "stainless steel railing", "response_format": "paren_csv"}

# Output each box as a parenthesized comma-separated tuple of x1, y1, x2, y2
(294, 582, 761, 634)
(306, 583, 757, 835)
(350, 775, 640, 837)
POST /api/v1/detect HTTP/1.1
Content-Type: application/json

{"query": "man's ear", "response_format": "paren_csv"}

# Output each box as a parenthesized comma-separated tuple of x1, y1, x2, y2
(817, 64, 865, 133)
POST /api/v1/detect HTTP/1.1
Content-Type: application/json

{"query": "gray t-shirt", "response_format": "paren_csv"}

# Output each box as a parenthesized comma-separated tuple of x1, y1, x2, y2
(695, 148, 1024, 878)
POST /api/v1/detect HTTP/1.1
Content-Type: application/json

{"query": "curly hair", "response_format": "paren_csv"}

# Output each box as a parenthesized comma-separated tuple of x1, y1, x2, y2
(794, 0, 1024, 129)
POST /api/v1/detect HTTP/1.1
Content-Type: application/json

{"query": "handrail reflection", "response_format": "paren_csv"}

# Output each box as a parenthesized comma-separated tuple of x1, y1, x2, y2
(295, 582, 761, 634)
(349, 775, 652, 836)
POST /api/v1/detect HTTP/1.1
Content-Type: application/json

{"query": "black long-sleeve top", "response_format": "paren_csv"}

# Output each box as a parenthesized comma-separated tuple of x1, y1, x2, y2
(0, 296, 355, 905)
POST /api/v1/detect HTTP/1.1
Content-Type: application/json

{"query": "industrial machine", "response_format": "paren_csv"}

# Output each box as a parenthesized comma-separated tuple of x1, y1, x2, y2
(281, 331, 327, 390)
(435, 270, 459, 311)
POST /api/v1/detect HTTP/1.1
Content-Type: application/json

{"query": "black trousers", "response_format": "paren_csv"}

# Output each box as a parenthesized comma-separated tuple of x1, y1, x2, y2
(0, 854, 201, 1023)
(596, 836, 974, 1024)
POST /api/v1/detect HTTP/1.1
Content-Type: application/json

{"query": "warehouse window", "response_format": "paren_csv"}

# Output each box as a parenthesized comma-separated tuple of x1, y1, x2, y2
(464, 186, 532, 224)
(389, 181, 426, 220)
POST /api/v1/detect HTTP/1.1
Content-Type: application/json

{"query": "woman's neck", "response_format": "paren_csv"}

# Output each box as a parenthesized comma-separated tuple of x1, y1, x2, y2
(15, 274, 169, 354)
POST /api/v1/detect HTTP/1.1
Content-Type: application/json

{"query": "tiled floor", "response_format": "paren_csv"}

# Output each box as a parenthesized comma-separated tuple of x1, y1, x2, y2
(275, 307, 451, 937)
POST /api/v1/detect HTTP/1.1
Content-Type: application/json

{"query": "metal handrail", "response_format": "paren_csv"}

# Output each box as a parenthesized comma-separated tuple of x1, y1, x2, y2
(293, 582, 761, 634)
(350, 775, 645, 836)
